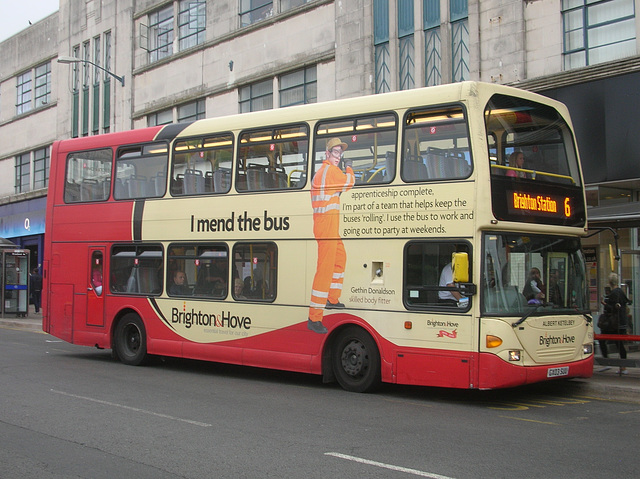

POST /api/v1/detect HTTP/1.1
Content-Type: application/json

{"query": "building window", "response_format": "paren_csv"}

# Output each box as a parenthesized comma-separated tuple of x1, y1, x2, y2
(562, 0, 636, 69)
(279, 66, 317, 107)
(149, 5, 174, 63)
(148, 108, 174, 126)
(34, 62, 51, 108)
(240, 0, 273, 27)
(82, 41, 91, 136)
(15, 153, 31, 194)
(179, 0, 206, 50)
(374, 0, 391, 93)
(281, 0, 312, 11)
(239, 79, 273, 113)
(423, 0, 441, 86)
(177, 99, 205, 122)
(33, 147, 50, 190)
(71, 45, 80, 138)
(16, 71, 32, 115)
(398, 0, 415, 91)
(103, 32, 112, 133)
(451, 0, 469, 82)
(92, 37, 101, 135)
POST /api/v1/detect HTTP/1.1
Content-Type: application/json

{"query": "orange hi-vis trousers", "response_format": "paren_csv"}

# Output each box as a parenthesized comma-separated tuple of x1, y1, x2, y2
(308, 160, 354, 323)
(309, 216, 346, 323)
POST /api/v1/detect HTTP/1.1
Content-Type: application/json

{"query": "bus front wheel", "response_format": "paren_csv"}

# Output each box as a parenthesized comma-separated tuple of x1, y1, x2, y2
(332, 326, 381, 393)
(114, 313, 147, 366)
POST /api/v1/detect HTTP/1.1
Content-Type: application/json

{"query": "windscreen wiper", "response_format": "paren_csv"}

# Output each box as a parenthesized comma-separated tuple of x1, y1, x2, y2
(512, 303, 544, 327)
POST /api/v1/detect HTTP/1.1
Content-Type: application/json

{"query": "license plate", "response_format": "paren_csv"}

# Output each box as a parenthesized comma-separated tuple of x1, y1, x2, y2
(547, 366, 569, 378)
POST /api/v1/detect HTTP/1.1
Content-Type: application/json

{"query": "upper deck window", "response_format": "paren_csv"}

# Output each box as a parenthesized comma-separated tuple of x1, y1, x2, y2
(401, 106, 471, 182)
(171, 133, 233, 196)
(64, 148, 112, 203)
(236, 124, 309, 191)
(314, 113, 397, 185)
(486, 94, 581, 186)
(486, 94, 585, 226)
(115, 142, 168, 200)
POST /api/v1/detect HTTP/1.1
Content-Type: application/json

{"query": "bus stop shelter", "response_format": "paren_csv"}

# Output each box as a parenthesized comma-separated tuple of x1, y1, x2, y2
(0, 238, 30, 318)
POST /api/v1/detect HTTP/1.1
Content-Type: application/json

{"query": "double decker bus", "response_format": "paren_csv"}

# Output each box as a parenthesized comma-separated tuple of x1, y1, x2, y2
(43, 82, 593, 392)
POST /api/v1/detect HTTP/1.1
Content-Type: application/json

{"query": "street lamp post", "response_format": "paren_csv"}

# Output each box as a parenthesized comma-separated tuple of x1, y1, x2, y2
(57, 55, 125, 87)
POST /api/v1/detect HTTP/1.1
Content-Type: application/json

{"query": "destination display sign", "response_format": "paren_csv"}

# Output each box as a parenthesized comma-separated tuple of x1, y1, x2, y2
(491, 179, 585, 226)
(508, 191, 572, 219)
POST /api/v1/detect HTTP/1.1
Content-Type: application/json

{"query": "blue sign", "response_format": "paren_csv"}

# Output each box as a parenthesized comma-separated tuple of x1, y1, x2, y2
(0, 197, 46, 237)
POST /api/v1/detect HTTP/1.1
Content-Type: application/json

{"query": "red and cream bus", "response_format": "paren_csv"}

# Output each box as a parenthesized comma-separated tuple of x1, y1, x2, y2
(43, 82, 593, 392)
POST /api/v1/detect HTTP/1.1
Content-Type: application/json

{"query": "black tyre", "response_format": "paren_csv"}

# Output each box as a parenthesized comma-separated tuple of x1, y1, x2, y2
(114, 313, 147, 366)
(332, 326, 381, 393)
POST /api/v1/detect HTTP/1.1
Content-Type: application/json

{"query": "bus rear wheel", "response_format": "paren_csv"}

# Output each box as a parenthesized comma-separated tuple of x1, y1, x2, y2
(114, 313, 147, 366)
(332, 326, 380, 393)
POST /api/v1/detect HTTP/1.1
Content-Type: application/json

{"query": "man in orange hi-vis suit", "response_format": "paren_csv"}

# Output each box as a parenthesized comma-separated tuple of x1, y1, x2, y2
(308, 138, 355, 334)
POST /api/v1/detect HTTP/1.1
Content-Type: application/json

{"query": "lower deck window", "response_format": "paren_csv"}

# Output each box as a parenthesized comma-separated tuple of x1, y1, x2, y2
(233, 243, 277, 301)
(404, 241, 470, 309)
(167, 244, 228, 299)
(111, 245, 163, 295)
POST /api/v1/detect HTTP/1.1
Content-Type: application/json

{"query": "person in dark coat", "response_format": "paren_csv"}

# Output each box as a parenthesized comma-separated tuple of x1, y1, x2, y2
(601, 273, 631, 374)
(30, 267, 43, 313)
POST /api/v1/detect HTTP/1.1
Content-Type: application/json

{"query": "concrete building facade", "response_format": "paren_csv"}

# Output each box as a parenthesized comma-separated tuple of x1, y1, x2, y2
(1, 0, 640, 329)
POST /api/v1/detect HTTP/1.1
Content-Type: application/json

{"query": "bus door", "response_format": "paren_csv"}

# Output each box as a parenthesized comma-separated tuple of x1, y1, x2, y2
(87, 248, 105, 327)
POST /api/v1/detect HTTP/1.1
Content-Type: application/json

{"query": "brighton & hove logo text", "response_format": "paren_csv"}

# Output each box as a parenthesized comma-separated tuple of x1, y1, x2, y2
(171, 306, 251, 330)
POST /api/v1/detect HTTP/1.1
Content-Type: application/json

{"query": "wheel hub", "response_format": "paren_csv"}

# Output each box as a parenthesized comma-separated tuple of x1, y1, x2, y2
(341, 340, 367, 376)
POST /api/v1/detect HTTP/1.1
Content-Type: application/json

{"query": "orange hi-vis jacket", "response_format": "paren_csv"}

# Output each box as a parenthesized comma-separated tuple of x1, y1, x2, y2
(308, 160, 354, 323)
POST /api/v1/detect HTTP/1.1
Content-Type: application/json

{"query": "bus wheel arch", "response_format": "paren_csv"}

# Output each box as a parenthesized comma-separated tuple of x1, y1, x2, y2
(326, 324, 381, 393)
(112, 311, 148, 366)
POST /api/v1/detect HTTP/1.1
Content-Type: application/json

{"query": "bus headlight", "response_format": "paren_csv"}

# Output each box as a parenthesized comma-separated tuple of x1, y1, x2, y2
(583, 343, 593, 355)
(486, 335, 502, 348)
(509, 350, 521, 361)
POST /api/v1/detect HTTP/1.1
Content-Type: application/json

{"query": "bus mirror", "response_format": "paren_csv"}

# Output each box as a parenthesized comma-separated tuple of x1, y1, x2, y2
(452, 252, 469, 283)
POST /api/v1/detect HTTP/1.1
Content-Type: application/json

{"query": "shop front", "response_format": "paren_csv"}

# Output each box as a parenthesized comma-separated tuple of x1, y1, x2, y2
(0, 196, 46, 274)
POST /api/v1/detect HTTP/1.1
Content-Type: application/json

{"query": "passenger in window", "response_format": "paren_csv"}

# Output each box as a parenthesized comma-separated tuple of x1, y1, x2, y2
(308, 138, 355, 334)
(234, 278, 247, 299)
(506, 151, 527, 178)
(169, 270, 190, 296)
(91, 267, 103, 296)
(194, 262, 226, 296)
(548, 269, 563, 306)
(522, 267, 545, 305)
(438, 262, 463, 306)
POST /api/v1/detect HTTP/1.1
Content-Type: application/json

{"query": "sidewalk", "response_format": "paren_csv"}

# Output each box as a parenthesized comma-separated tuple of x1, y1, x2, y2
(0, 304, 43, 331)
(1, 309, 639, 401)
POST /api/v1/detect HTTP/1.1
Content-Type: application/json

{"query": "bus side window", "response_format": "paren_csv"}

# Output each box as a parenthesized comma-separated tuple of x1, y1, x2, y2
(65, 149, 113, 203)
(233, 242, 277, 301)
(236, 125, 309, 192)
(115, 143, 168, 200)
(111, 245, 163, 295)
(314, 113, 397, 186)
(168, 244, 228, 298)
(171, 134, 233, 197)
(402, 107, 471, 182)
(404, 242, 470, 309)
